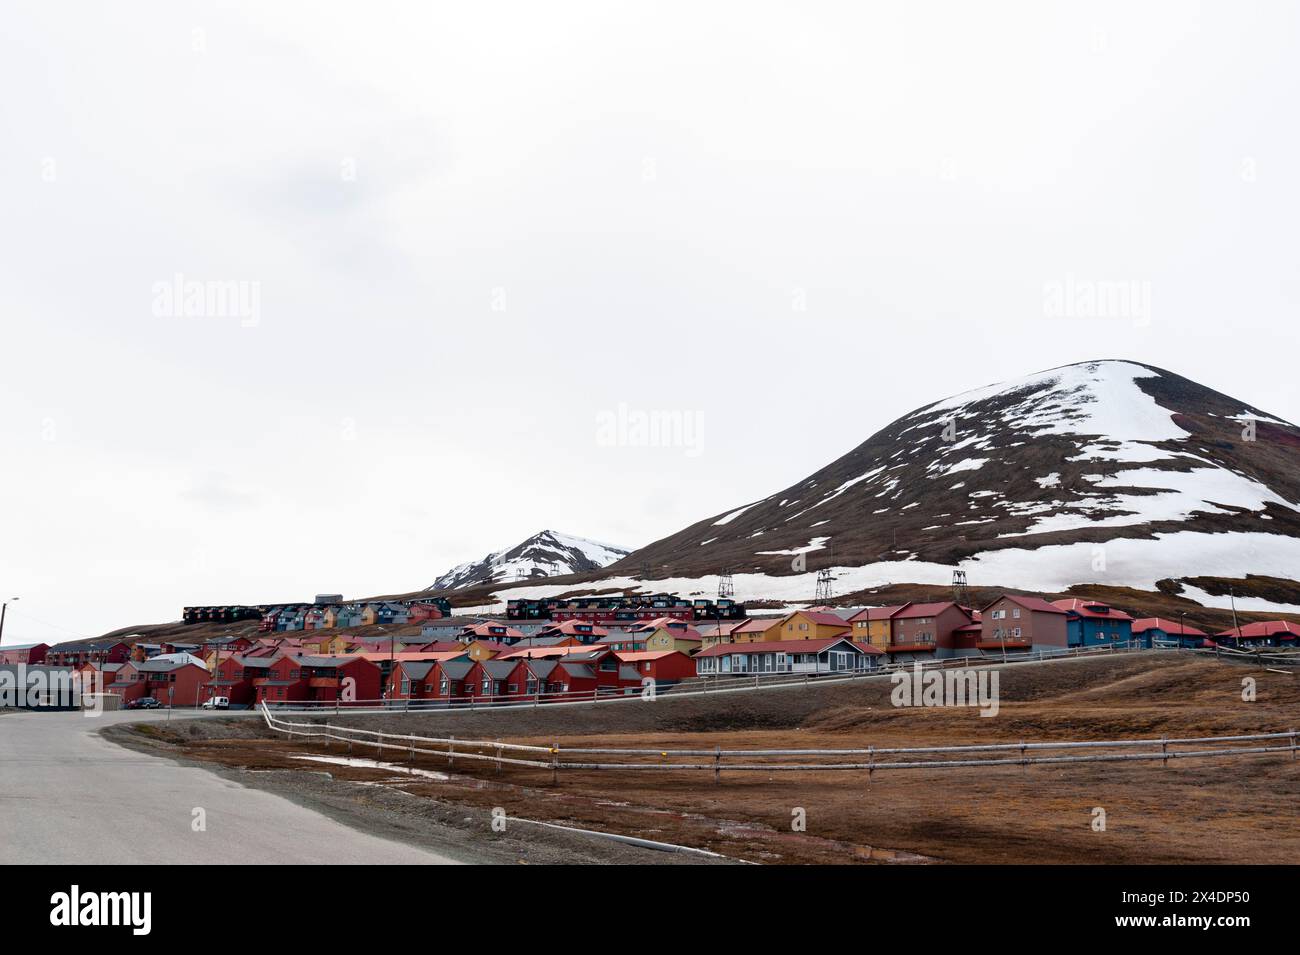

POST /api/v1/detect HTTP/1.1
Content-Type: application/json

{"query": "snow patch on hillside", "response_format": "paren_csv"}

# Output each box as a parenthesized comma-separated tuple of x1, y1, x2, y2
(496, 531, 1300, 614)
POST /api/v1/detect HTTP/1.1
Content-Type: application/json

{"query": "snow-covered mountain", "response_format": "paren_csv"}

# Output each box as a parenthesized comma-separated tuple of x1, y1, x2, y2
(612, 360, 1300, 607)
(430, 530, 632, 591)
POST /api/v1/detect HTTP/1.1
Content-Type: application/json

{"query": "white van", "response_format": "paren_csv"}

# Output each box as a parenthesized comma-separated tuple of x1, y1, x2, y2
(202, 696, 230, 710)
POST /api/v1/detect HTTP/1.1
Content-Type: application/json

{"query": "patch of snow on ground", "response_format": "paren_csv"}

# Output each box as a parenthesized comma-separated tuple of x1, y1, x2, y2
(713, 500, 765, 526)
(755, 536, 830, 556)
(1035, 473, 1061, 488)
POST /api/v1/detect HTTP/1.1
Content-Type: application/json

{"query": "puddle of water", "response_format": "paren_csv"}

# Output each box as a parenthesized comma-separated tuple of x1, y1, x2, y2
(289, 754, 449, 781)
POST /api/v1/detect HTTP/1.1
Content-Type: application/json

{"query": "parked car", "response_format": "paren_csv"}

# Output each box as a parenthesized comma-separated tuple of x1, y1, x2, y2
(127, 697, 161, 709)
(202, 696, 230, 710)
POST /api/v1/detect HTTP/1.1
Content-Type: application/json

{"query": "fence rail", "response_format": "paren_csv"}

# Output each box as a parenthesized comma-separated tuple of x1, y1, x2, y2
(260, 703, 1299, 779)
(255, 641, 1148, 716)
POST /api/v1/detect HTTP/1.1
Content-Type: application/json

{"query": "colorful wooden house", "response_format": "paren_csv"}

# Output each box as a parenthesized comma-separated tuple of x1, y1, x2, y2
(979, 595, 1068, 654)
(846, 605, 910, 651)
(1051, 599, 1134, 647)
(1130, 617, 1210, 649)
(695, 637, 877, 675)
(775, 611, 852, 643)
(1216, 620, 1300, 648)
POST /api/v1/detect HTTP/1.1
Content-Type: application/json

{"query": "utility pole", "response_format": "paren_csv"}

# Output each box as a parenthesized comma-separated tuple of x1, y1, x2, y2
(1228, 586, 1242, 645)
(0, 597, 18, 644)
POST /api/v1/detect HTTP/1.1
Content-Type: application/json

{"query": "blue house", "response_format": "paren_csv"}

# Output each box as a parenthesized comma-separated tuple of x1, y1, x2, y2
(1131, 617, 1210, 649)
(1052, 599, 1134, 647)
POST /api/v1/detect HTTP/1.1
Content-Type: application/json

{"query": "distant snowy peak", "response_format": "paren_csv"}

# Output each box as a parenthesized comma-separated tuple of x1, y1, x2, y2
(430, 530, 632, 591)
(624, 359, 1300, 582)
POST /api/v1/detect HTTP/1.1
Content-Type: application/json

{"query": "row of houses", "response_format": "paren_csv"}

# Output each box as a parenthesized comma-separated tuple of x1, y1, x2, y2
(695, 596, 1299, 660)
(525, 592, 748, 623)
(257, 597, 453, 633)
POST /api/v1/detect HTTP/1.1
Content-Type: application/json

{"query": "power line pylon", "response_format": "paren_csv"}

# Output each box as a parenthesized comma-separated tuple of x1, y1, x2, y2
(718, 569, 734, 601)
(952, 569, 970, 607)
(815, 567, 834, 603)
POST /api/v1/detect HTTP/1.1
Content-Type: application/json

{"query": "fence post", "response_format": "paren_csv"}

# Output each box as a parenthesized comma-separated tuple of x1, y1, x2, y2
(448, 733, 454, 767)
(551, 740, 559, 785)
(1020, 741, 1027, 771)
(1292, 729, 1297, 760)
(714, 745, 721, 784)
(1162, 736, 1169, 767)
(496, 741, 502, 774)
(868, 745, 874, 782)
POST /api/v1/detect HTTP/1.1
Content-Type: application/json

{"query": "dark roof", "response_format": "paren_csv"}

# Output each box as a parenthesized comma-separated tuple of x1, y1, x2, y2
(437, 660, 474, 680)
(397, 661, 436, 681)
(526, 660, 559, 679)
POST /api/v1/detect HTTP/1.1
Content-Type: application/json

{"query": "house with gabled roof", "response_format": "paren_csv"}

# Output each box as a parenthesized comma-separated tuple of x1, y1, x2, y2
(428, 659, 475, 702)
(1051, 598, 1134, 647)
(460, 621, 525, 644)
(695, 637, 878, 676)
(642, 625, 704, 655)
(0, 642, 48, 665)
(979, 595, 1068, 654)
(536, 620, 607, 643)
(1216, 619, 1300, 648)
(388, 660, 438, 701)
(884, 601, 977, 662)
(774, 611, 852, 643)
(1130, 617, 1210, 649)
(846, 604, 911, 651)
(615, 650, 696, 685)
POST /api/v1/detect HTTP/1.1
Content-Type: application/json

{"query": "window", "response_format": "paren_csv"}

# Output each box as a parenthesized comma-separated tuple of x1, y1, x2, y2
(1012, 608, 1021, 619)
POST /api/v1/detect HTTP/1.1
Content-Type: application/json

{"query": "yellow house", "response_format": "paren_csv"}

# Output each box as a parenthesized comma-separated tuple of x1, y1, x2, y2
(643, 627, 704, 655)
(322, 608, 340, 629)
(730, 617, 785, 644)
(846, 605, 910, 650)
(318, 633, 350, 655)
(697, 619, 749, 649)
(776, 611, 851, 642)
(461, 639, 503, 662)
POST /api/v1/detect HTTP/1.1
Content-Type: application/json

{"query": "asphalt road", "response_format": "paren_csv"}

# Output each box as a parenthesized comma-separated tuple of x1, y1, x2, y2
(0, 708, 461, 864)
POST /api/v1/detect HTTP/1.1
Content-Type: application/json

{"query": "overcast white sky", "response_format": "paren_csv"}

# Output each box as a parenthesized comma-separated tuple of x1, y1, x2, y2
(2, 1, 1298, 644)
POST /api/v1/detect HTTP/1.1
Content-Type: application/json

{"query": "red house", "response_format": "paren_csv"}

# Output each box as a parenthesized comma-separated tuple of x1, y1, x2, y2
(45, 641, 130, 668)
(885, 602, 977, 662)
(979, 595, 1068, 653)
(387, 660, 438, 701)
(0, 642, 49, 665)
(614, 650, 696, 685)
(427, 659, 475, 702)
(252, 654, 310, 705)
(205, 653, 258, 706)
(297, 654, 382, 705)
(113, 658, 210, 706)
(407, 602, 446, 624)
(1216, 620, 1300, 648)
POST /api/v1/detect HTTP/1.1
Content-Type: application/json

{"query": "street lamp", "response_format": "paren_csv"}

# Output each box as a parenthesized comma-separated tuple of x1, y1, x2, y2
(0, 597, 19, 644)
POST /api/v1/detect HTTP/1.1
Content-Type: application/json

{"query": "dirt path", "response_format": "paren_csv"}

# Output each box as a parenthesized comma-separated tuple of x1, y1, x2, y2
(116, 653, 1300, 864)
